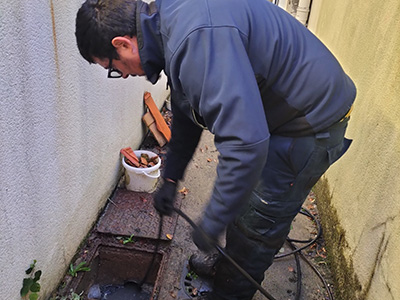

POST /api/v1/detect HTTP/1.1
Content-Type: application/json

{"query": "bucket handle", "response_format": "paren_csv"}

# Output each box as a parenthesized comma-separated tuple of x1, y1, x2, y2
(140, 169, 161, 179)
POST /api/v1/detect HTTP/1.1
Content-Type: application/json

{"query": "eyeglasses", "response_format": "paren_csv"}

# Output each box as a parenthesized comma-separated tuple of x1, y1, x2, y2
(107, 57, 123, 78)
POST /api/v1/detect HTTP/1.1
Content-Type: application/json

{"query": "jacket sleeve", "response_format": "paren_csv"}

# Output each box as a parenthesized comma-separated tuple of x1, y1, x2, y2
(162, 89, 203, 182)
(169, 27, 270, 238)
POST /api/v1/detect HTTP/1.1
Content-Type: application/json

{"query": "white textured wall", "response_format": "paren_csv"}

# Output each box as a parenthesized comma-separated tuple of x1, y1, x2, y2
(0, 1, 168, 299)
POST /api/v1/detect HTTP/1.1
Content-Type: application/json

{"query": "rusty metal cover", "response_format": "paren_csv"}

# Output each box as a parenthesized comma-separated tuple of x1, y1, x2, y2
(97, 188, 183, 240)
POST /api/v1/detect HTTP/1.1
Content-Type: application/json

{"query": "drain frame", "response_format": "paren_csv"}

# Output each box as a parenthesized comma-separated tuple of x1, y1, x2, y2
(60, 235, 168, 300)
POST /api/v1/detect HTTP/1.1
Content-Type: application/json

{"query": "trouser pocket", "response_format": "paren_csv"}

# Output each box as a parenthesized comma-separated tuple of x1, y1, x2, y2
(238, 204, 276, 236)
(236, 201, 294, 250)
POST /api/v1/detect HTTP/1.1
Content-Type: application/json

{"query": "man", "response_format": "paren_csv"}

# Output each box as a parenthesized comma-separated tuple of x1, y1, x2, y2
(75, 0, 356, 299)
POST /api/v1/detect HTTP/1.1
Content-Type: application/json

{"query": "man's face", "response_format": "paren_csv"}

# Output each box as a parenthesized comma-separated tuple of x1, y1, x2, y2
(93, 36, 145, 79)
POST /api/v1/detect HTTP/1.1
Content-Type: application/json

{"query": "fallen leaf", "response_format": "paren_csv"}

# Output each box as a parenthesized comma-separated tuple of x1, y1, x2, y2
(179, 187, 189, 197)
(166, 234, 173, 240)
(207, 158, 212, 162)
(288, 266, 294, 272)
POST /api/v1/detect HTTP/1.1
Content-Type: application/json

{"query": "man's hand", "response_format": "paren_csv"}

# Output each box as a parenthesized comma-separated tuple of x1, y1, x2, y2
(192, 225, 217, 253)
(153, 179, 177, 216)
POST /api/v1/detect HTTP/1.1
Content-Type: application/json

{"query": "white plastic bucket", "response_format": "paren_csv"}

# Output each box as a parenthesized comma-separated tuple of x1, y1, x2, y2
(122, 150, 161, 192)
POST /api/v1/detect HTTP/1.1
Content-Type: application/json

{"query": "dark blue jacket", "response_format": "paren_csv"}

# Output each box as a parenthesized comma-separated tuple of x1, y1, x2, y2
(137, 0, 356, 237)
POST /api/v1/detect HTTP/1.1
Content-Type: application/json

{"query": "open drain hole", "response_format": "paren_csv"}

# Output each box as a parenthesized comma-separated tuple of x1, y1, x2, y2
(68, 245, 163, 300)
(180, 261, 212, 299)
(87, 281, 152, 300)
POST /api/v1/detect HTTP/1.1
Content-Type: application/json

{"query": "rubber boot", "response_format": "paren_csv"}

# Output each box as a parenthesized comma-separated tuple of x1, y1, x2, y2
(189, 251, 220, 278)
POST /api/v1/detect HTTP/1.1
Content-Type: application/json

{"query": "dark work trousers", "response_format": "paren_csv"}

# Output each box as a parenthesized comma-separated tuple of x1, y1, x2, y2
(210, 118, 352, 300)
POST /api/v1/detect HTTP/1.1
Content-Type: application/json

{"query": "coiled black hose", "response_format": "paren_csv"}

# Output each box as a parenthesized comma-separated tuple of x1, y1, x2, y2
(141, 206, 332, 300)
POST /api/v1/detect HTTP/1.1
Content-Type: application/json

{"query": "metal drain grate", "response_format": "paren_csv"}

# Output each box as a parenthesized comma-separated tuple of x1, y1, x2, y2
(97, 188, 182, 240)
(179, 261, 212, 299)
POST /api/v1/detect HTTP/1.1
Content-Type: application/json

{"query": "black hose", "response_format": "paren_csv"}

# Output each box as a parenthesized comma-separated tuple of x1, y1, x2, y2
(275, 207, 334, 300)
(288, 240, 302, 300)
(295, 244, 334, 300)
(171, 205, 332, 300)
(173, 207, 278, 300)
(215, 244, 277, 300)
(275, 208, 322, 259)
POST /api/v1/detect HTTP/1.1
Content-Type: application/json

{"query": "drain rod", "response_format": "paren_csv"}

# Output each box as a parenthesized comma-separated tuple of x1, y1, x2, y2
(173, 207, 277, 300)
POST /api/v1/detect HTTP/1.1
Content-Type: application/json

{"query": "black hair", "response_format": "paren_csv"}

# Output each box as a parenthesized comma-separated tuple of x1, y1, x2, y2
(75, 0, 137, 63)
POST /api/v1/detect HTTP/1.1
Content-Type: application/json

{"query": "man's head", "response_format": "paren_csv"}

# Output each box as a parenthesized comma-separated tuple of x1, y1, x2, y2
(76, 0, 144, 78)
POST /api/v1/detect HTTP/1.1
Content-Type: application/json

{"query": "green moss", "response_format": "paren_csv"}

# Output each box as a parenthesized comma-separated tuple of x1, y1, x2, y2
(314, 177, 363, 300)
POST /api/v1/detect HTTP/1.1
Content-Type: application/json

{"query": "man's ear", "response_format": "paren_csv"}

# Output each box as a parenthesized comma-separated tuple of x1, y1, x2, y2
(111, 36, 132, 50)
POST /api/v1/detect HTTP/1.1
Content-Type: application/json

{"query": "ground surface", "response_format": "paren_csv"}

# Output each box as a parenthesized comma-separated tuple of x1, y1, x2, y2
(52, 129, 335, 300)
(156, 131, 335, 300)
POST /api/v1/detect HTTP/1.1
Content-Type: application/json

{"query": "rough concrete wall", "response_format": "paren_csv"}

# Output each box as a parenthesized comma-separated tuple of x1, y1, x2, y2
(0, 1, 168, 299)
(308, 0, 400, 299)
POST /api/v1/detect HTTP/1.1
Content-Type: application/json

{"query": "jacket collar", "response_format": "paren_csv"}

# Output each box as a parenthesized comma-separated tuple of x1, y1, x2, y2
(136, 0, 165, 84)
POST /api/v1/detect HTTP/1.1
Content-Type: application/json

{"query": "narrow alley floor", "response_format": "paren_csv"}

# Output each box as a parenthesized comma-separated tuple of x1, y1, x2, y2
(156, 130, 335, 300)
(54, 128, 335, 300)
